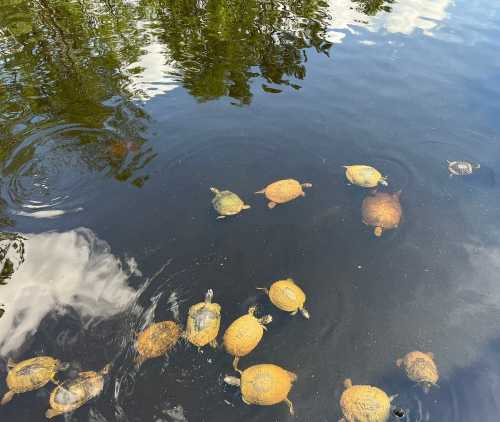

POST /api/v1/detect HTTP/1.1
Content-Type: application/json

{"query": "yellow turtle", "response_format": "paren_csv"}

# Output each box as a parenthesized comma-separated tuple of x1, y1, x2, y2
(45, 364, 110, 419)
(396, 351, 439, 393)
(185, 289, 221, 348)
(257, 278, 310, 319)
(210, 187, 250, 219)
(223, 306, 273, 371)
(1, 356, 68, 405)
(344, 165, 388, 188)
(339, 378, 396, 422)
(135, 320, 182, 367)
(224, 363, 297, 415)
(255, 179, 312, 209)
(362, 191, 402, 237)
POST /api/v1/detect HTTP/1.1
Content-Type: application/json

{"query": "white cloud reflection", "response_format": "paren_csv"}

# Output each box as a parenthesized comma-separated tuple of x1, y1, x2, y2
(0, 228, 137, 356)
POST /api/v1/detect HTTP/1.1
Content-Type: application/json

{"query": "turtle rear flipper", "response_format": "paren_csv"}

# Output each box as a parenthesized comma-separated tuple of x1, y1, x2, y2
(284, 398, 295, 415)
(46, 408, 63, 419)
(268, 202, 277, 209)
(1, 390, 15, 406)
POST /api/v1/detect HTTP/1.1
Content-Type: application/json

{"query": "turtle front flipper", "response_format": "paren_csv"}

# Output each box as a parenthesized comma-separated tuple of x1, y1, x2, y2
(254, 189, 266, 195)
(216, 215, 226, 220)
(232, 357, 241, 372)
(1, 390, 15, 406)
(45, 408, 64, 419)
(209, 339, 218, 348)
(242, 204, 251, 210)
(267, 202, 277, 209)
(284, 398, 295, 415)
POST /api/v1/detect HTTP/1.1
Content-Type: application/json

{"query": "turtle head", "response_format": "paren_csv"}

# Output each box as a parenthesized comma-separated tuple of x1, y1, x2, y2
(259, 314, 273, 326)
(380, 178, 388, 186)
(374, 227, 383, 237)
(421, 382, 436, 394)
(299, 307, 310, 319)
(58, 361, 70, 371)
(474, 163, 481, 169)
(101, 364, 112, 375)
(344, 378, 353, 389)
(247, 306, 257, 316)
(205, 289, 214, 303)
(224, 375, 241, 387)
(209, 187, 220, 195)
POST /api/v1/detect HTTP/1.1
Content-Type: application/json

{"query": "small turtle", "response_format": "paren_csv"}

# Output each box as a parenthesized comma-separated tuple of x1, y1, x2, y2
(135, 320, 182, 367)
(185, 289, 221, 348)
(255, 179, 312, 209)
(396, 351, 439, 393)
(257, 278, 310, 319)
(45, 364, 110, 419)
(223, 306, 273, 371)
(447, 160, 480, 177)
(210, 187, 250, 219)
(343, 165, 388, 188)
(362, 191, 402, 237)
(339, 378, 396, 422)
(224, 363, 297, 415)
(1, 356, 68, 405)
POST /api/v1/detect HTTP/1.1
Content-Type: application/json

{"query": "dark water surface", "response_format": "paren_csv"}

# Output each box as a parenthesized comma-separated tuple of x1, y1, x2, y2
(1, 0, 500, 421)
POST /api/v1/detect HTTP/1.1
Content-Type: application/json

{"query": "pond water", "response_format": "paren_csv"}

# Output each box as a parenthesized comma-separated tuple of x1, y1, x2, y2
(1, 0, 500, 421)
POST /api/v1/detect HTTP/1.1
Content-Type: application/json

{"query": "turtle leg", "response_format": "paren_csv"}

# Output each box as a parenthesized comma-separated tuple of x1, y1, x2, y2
(395, 358, 403, 367)
(46, 408, 64, 419)
(216, 215, 226, 219)
(338, 418, 346, 422)
(254, 189, 265, 194)
(374, 227, 383, 237)
(50, 375, 61, 385)
(232, 357, 240, 372)
(242, 397, 251, 405)
(7, 358, 16, 369)
(301, 183, 313, 188)
(209, 339, 218, 348)
(1, 390, 15, 406)
(242, 204, 251, 210)
(267, 202, 277, 209)
(256, 287, 269, 295)
(284, 398, 295, 415)
(290, 310, 298, 316)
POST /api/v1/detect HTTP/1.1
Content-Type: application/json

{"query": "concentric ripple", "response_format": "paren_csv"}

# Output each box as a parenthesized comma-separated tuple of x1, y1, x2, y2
(1, 124, 117, 218)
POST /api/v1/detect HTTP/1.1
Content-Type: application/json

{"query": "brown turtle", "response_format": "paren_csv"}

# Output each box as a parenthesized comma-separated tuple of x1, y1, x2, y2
(339, 378, 396, 422)
(396, 351, 439, 393)
(135, 320, 182, 367)
(1, 356, 68, 405)
(45, 364, 110, 419)
(255, 179, 312, 209)
(361, 191, 402, 237)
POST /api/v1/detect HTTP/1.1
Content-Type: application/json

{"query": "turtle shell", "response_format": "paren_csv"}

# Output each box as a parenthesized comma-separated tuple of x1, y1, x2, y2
(260, 179, 305, 204)
(397, 351, 439, 387)
(186, 295, 221, 347)
(268, 279, 306, 313)
(211, 189, 246, 216)
(223, 310, 265, 358)
(344, 165, 387, 188)
(240, 364, 296, 406)
(6, 357, 61, 393)
(135, 321, 182, 365)
(361, 191, 402, 237)
(340, 379, 392, 422)
(46, 367, 107, 417)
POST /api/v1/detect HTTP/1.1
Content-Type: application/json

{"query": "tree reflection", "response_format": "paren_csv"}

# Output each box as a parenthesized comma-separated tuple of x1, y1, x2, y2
(353, 0, 394, 16)
(148, 0, 333, 104)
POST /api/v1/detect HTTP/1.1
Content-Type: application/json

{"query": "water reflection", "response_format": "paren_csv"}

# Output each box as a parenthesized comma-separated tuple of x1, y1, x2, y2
(0, 228, 137, 355)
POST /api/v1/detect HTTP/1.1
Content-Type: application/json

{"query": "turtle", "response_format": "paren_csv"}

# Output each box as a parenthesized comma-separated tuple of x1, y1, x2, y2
(362, 191, 402, 237)
(185, 289, 221, 348)
(134, 320, 182, 367)
(447, 160, 480, 177)
(210, 187, 250, 219)
(257, 278, 310, 319)
(1, 356, 68, 405)
(339, 378, 396, 422)
(396, 351, 439, 393)
(255, 179, 312, 209)
(343, 165, 388, 188)
(224, 363, 297, 415)
(45, 364, 110, 419)
(223, 306, 273, 371)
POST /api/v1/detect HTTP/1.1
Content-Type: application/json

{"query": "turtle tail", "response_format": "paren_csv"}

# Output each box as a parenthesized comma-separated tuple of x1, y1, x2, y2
(1, 390, 14, 406)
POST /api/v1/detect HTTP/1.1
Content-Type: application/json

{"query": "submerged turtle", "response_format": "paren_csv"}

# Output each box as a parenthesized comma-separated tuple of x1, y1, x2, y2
(223, 306, 273, 371)
(339, 378, 395, 422)
(344, 165, 388, 188)
(210, 187, 250, 219)
(258, 278, 310, 319)
(45, 364, 110, 419)
(255, 179, 312, 209)
(185, 289, 221, 348)
(1, 356, 67, 405)
(135, 320, 182, 367)
(396, 351, 439, 393)
(447, 160, 480, 177)
(362, 191, 402, 237)
(224, 363, 297, 415)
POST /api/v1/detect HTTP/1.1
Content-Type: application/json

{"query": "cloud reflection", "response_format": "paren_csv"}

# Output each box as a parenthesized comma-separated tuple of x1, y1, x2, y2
(0, 228, 137, 356)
